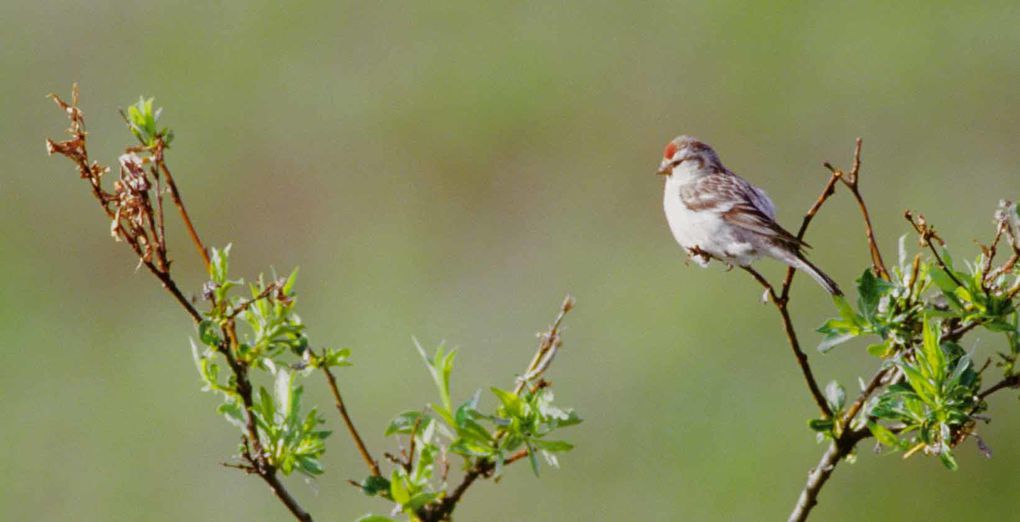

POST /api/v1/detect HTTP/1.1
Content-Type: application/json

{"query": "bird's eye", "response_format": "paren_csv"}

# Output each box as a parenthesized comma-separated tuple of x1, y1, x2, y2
(663, 142, 678, 159)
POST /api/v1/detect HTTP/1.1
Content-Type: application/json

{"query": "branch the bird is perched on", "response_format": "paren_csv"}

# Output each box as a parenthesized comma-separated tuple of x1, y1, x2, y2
(658, 135, 843, 296)
(660, 138, 1020, 522)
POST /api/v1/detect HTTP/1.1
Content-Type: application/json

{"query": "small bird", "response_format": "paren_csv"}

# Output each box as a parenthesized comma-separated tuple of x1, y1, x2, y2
(657, 135, 841, 296)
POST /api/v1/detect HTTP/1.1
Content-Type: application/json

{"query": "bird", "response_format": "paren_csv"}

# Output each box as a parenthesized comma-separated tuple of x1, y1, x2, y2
(657, 135, 842, 296)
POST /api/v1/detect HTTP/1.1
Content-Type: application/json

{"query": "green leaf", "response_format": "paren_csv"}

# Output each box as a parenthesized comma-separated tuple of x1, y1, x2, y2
(920, 317, 947, 382)
(415, 340, 455, 418)
(385, 411, 429, 436)
(939, 450, 959, 471)
(867, 342, 893, 358)
(389, 470, 410, 505)
(825, 381, 846, 412)
(491, 387, 526, 419)
(317, 347, 352, 368)
(530, 439, 574, 452)
(526, 440, 540, 476)
(807, 418, 834, 433)
(354, 515, 397, 522)
(856, 269, 893, 322)
(198, 320, 222, 346)
(357, 475, 391, 497)
(867, 421, 900, 448)
(818, 332, 858, 353)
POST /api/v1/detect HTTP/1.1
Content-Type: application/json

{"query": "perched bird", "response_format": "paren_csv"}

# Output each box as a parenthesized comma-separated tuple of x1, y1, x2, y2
(657, 135, 842, 296)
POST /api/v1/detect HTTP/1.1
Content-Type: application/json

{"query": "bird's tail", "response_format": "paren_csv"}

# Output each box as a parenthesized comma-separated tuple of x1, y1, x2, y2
(771, 247, 843, 296)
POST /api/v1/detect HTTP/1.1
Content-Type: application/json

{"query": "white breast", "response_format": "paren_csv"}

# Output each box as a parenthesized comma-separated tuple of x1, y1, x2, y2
(661, 173, 760, 266)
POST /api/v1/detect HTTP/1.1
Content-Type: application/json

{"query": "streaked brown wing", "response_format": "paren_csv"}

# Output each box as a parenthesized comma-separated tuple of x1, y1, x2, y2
(680, 173, 808, 250)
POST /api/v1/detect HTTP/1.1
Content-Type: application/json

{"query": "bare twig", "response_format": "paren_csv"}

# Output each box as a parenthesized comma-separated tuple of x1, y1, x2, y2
(321, 361, 381, 477)
(514, 294, 575, 395)
(979, 374, 1020, 400)
(155, 148, 211, 272)
(780, 171, 842, 300)
(905, 210, 966, 288)
(741, 266, 832, 418)
(788, 426, 872, 522)
(825, 139, 890, 280)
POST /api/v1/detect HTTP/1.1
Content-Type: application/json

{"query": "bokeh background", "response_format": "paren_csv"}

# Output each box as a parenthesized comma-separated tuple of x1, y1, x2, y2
(4, 2, 1020, 520)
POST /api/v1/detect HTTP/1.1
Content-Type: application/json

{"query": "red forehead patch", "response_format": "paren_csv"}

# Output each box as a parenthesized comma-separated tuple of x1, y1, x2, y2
(663, 142, 679, 159)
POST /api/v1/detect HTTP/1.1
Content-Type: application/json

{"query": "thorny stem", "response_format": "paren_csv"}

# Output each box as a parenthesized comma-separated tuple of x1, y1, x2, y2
(321, 362, 381, 477)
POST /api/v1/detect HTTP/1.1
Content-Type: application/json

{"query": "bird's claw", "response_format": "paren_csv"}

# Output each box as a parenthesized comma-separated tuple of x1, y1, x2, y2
(686, 245, 712, 267)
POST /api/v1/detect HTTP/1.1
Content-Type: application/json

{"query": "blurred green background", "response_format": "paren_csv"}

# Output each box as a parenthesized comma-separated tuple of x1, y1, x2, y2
(4, 1, 1020, 520)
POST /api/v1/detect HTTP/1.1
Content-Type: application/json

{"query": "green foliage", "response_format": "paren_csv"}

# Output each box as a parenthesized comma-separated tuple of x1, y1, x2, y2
(869, 319, 980, 469)
(360, 344, 581, 520)
(816, 211, 1020, 471)
(193, 244, 331, 477)
(125, 96, 174, 147)
(251, 370, 331, 476)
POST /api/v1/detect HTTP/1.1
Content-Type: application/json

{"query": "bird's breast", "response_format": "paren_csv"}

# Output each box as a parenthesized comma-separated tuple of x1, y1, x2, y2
(663, 180, 722, 249)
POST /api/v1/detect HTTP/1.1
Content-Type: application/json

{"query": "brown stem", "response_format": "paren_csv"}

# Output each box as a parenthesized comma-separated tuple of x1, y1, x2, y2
(226, 282, 279, 320)
(322, 363, 381, 477)
(742, 266, 833, 418)
(780, 171, 841, 300)
(824, 139, 889, 281)
(787, 427, 871, 522)
(979, 374, 1020, 400)
(841, 367, 891, 427)
(157, 154, 211, 272)
(514, 294, 574, 395)
(260, 470, 313, 522)
(144, 261, 203, 323)
(420, 449, 530, 522)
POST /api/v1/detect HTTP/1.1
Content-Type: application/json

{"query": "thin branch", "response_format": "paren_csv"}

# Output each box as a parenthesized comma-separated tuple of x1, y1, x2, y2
(905, 210, 966, 288)
(978, 374, 1020, 400)
(741, 266, 833, 418)
(260, 469, 313, 522)
(780, 170, 842, 300)
(155, 145, 211, 272)
(825, 139, 890, 280)
(841, 367, 891, 428)
(226, 282, 280, 320)
(321, 362, 381, 477)
(514, 294, 575, 395)
(787, 427, 871, 522)
(405, 416, 423, 473)
(788, 367, 893, 522)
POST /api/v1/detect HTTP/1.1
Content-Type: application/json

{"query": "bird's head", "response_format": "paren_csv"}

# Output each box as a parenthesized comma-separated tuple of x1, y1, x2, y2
(657, 135, 722, 176)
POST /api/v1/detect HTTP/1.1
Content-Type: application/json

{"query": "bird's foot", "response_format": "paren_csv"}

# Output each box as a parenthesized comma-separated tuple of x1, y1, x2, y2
(686, 245, 713, 267)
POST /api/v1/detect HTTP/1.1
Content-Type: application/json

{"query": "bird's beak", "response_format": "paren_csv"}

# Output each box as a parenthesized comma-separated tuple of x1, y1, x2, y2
(656, 159, 672, 176)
